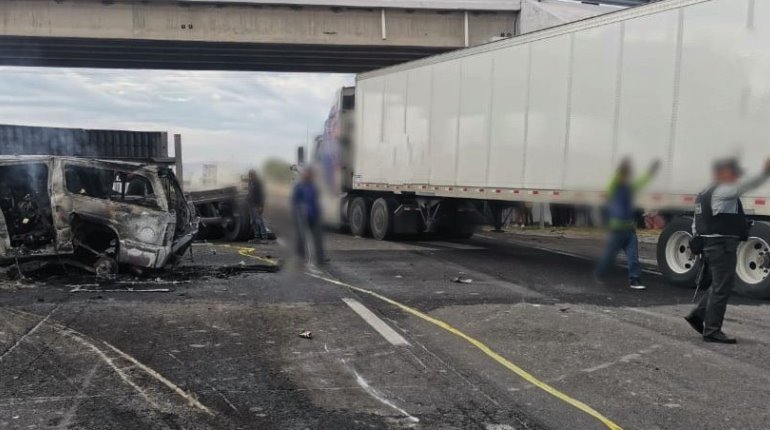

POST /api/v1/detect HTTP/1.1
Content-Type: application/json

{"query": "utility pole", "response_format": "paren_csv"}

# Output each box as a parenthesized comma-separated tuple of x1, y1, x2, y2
(174, 134, 183, 190)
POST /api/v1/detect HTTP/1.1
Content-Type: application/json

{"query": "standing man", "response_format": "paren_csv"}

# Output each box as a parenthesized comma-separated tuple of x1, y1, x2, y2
(595, 158, 660, 290)
(291, 167, 326, 266)
(685, 158, 770, 344)
(247, 169, 268, 242)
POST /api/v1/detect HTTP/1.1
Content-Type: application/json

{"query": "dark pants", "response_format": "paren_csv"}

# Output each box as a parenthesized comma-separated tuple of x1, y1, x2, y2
(295, 215, 325, 264)
(595, 229, 641, 282)
(250, 206, 267, 240)
(689, 237, 739, 336)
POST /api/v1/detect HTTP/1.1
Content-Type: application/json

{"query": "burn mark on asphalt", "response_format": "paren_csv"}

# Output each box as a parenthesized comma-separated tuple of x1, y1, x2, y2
(3, 261, 280, 293)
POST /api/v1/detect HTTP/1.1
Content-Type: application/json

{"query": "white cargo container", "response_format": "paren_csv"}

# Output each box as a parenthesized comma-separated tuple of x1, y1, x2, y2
(316, 0, 770, 297)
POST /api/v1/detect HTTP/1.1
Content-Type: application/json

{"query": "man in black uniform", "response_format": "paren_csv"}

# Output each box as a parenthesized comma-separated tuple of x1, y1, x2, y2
(685, 158, 770, 343)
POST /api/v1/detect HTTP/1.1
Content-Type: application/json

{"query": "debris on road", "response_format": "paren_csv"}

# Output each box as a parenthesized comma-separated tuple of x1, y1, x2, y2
(451, 273, 473, 284)
(70, 287, 172, 293)
(298, 330, 313, 339)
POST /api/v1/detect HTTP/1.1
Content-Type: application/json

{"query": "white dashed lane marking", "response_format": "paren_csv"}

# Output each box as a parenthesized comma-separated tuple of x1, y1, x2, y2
(342, 298, 409, 346)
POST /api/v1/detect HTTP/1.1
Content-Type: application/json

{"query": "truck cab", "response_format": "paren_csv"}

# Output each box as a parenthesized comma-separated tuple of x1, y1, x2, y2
(313, 86, 356, 227)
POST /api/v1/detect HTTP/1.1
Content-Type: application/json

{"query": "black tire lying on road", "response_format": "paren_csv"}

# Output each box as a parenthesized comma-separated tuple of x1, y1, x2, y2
(734, 221, 770, 299)
(656, 217, 700, 287)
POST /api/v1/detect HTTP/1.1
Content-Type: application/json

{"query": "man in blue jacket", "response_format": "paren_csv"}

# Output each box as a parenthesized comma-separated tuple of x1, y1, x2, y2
(292, 167, 326, 266)
(595, 159, 660, 290)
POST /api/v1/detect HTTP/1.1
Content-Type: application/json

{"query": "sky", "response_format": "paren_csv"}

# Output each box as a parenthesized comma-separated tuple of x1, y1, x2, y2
(0, 67, 354, 182)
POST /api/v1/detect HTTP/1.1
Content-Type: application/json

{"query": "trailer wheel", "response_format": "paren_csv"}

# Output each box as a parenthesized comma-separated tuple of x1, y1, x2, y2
(348, 197, 370, 237)
(657, 217, 700, 286)
(223, 203, 252, 242)
(734, 221, 770, 299)
(370, 198, 397, 241)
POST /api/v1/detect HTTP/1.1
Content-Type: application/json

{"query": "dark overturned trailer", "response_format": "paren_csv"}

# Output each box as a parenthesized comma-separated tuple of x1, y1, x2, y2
(0, 124, 197, 275)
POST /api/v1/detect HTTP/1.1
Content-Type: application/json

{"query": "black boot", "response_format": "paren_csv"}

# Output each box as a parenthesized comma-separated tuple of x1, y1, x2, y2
(703, 331, 737, 344)
(683, 314, 704, 335)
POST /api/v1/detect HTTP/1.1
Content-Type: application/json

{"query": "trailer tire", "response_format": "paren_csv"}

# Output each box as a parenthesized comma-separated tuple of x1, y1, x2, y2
(370, 198, 397, 241)
(657, 217, 700, 287)
(734, 221, 770, 299)
(348, 197, 370, 237)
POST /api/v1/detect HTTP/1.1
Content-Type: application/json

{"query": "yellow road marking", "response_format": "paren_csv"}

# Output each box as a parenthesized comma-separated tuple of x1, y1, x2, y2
(236, 247, 278, 266)
(214, 243, 279, 266)
(306, 272, 624, 430)
(235, 247, 622, 428)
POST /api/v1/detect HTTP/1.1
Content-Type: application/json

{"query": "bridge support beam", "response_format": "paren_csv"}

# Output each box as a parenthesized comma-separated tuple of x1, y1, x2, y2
(0, 0, 517, 72)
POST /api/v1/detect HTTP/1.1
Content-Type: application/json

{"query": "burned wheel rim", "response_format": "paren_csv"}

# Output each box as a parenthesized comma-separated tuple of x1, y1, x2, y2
(664, 231, 696, 275)
(94, 257, 118, 277)
(737, 237, 770, 286)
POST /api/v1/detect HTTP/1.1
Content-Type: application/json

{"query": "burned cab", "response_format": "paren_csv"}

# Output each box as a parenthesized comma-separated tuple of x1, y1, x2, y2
(0, 156, 197, 275)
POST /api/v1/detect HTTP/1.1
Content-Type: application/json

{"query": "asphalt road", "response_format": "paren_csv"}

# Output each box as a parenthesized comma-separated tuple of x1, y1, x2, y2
(2, 222, 770, 430)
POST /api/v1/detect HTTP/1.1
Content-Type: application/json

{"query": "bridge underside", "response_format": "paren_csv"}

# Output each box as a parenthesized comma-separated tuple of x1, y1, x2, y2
(0, 0, 517, 73)
(0, 36, 449, 73)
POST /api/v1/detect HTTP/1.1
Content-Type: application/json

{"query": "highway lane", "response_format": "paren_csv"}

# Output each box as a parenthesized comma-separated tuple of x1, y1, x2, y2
(1, 227, 769, 429)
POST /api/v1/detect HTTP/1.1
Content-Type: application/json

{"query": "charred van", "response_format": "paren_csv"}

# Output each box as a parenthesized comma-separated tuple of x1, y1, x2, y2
(0, 156, 197, 275)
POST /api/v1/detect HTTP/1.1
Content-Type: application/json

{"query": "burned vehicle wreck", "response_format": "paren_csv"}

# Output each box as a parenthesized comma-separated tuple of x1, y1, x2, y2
(0, 156, 198, 275)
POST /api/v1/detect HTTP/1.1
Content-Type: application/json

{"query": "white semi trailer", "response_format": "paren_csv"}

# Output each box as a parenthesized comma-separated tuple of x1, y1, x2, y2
(314, 0, 770, 297)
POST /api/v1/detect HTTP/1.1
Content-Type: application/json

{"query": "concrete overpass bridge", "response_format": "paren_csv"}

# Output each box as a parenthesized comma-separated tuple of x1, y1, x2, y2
(0, 0, 650, 73)
(0, 0, 520, 73)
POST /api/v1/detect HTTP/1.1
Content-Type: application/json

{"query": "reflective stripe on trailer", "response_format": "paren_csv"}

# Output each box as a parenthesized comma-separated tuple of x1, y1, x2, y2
(349, 183, 769, 215)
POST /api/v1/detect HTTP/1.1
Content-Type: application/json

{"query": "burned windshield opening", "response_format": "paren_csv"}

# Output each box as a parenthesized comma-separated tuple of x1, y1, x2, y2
(64, 164, 160, 210)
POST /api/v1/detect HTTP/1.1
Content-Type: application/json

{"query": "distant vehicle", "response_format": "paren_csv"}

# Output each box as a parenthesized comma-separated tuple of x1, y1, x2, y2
(0, 156, 197, 275)
(188, 184, 275, 242)
(313, 0, 770, 297)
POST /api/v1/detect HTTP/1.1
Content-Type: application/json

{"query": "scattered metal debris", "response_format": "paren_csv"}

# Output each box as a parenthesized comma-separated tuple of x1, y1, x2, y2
(451, 273, 473, 284)
(70, 287, 172, 293)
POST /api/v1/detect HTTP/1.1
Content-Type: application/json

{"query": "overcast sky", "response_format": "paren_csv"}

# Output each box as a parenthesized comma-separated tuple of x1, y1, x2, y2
(0, 67, 354, 178)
